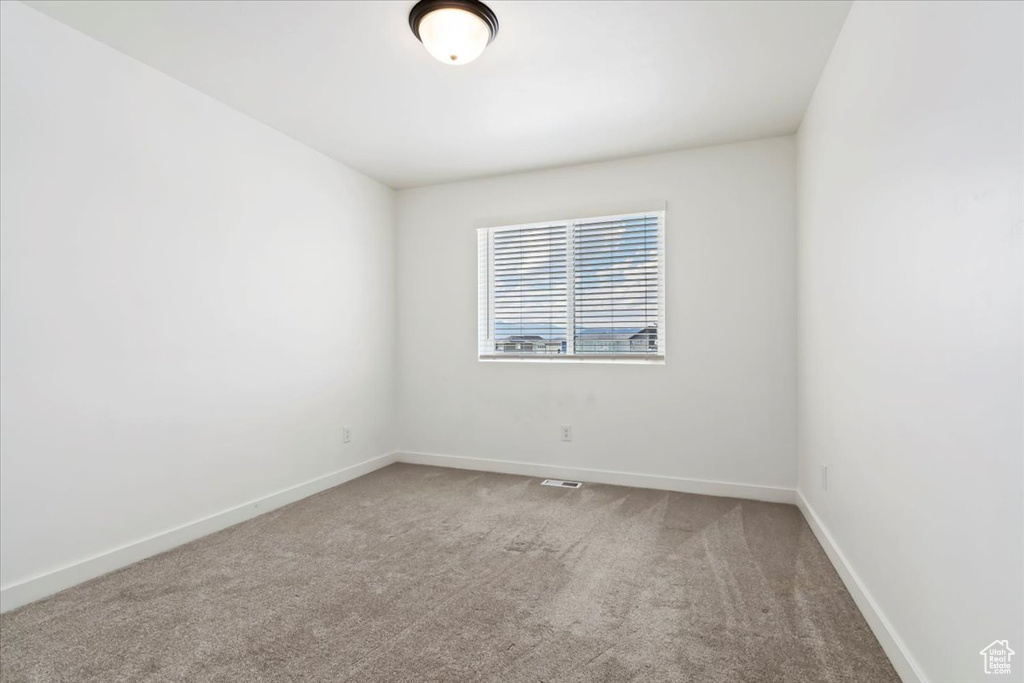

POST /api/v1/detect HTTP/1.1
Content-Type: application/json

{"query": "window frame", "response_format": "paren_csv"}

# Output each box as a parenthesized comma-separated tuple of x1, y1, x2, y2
(478, 210, 666, 363)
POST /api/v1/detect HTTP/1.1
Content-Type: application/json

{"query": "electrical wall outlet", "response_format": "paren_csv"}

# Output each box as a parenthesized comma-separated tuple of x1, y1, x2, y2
(560, 425, 572, 442)
(343, 426, 352, 444)
(821, 465, 828, 491)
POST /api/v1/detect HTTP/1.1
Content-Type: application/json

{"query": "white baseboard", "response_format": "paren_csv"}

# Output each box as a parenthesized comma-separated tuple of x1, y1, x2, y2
(395, 451, 796, 504)
(796, 491, 926, 683)
(0, 451, 398, 614)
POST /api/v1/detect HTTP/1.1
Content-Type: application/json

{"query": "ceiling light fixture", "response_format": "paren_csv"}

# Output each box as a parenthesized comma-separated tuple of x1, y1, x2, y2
(409, 0, 498, 66)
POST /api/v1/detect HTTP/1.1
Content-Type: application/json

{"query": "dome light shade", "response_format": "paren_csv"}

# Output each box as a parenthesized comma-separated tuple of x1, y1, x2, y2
(409, 0, 499, 66)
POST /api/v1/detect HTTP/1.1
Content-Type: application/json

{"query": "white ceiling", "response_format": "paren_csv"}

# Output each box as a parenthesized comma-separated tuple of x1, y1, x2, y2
(24, 0, 851, 189)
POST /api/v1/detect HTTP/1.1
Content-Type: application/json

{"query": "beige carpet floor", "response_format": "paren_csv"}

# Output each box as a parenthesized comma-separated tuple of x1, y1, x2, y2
(0, 463, 898, 682)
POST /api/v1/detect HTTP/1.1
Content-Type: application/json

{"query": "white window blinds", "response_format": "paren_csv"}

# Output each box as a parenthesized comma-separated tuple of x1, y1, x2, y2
(478, 211, 665, 359)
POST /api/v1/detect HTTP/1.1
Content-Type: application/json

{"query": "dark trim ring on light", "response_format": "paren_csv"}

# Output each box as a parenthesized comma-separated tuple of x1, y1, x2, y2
(409, 0, 499, 45)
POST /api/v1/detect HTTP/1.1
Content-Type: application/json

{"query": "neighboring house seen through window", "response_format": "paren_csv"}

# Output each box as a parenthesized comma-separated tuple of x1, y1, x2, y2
(477, 211, 665, 360)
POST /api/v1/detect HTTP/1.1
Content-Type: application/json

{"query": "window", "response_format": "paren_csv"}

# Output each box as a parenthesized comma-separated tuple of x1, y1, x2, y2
(478, 210, 665, 360)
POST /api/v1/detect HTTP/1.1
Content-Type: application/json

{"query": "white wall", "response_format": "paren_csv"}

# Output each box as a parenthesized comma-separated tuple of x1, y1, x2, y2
(397, 138, 797, 495)
(797, 2, 1023, 681)
(0, 2, 396, 606)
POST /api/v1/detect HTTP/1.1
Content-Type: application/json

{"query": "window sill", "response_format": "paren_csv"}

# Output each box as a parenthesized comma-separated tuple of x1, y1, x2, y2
(479, 355, 665, 365)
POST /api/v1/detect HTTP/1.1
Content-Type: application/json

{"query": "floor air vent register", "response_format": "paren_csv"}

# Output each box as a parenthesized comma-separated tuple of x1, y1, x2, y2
(541, 479, 582, 489)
